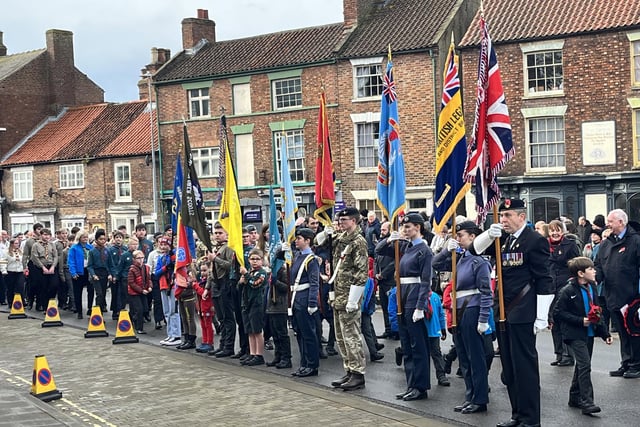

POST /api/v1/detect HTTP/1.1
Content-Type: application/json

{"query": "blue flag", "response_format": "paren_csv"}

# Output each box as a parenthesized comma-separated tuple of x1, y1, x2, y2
(171, 154, 196, 256)
(376, 58, 406, 224)
(268, 186, 283, 275)
(433, 42, 470, 232)
(280, 134, 298, 265)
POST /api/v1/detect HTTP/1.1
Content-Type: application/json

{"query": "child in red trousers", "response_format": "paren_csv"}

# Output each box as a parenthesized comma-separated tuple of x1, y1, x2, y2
(195, 263, 214, 353)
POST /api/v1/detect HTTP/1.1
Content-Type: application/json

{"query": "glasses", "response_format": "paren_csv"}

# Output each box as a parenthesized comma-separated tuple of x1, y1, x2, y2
(242, 235, 250, 239)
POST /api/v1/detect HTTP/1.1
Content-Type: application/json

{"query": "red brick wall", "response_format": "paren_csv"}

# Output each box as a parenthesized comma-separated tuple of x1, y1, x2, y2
(4, 156, 153, 231)
(460, 31, 634, 176)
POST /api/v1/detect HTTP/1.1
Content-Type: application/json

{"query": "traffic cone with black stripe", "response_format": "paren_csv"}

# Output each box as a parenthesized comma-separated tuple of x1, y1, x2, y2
(112, 309, 139, 344)
(30, 354, 62, 402)
(84, 306, 108, 338)
(41, 299, 63, 327)
(8, 293, 27, 319)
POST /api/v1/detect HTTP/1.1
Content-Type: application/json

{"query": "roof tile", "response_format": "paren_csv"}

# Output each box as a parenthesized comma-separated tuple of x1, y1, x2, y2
(460, 0, 640, 46)
(1, 101, 154, 167)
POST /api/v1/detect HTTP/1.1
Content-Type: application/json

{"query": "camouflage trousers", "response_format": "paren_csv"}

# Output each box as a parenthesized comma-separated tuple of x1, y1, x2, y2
(334, 308, 366, 374)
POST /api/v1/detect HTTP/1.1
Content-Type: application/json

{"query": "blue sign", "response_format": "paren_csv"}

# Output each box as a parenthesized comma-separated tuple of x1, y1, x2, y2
(243, 210, 262, 222)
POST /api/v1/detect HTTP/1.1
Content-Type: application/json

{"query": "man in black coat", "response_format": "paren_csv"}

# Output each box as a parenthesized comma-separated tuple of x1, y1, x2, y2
(471, 199, 554, 427)
(594, 208, 640, 379)
(374, 221, 396, 339)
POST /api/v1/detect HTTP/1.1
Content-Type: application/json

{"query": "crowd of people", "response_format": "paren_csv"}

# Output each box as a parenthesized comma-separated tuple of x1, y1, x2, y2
(3, 202, 639, 427)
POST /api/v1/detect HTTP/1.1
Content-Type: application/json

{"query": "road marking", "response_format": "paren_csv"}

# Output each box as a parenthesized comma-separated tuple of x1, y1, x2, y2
(2, 367, 116, 427)
(59, 398, 118, 427)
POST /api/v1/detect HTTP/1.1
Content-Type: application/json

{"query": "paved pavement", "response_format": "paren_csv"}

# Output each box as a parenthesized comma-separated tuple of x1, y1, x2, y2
(1, 301, 638, 426)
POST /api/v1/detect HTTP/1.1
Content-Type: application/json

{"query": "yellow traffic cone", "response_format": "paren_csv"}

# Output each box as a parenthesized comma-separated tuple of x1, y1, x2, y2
(8, 293, 27, 319)
(84, 306, 109, 338)
(41, 299, 63, 327)
(30, 354, 62, 402)
(112, 309, 139, 344)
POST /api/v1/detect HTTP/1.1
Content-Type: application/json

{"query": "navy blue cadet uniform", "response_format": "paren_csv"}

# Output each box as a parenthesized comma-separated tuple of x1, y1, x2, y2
(382, 213, 433, 398)
(291, 245, 320, 372)
(471, 199, 553, 427)
(432, 221, 492, 411)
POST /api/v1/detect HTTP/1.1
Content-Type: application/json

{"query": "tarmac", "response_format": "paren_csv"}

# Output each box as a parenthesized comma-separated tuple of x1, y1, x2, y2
(2, 299, 638, 426)
(0, 304, 452, 427)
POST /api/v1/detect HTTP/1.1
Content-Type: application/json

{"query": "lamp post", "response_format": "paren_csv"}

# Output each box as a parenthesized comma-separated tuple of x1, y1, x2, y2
(142, 73, 158, 231)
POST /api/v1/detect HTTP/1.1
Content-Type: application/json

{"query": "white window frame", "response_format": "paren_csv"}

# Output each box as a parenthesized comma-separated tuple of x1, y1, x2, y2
(350, 112, 380, 172)
(114, 163, 132, 202)
(192, 147, 220, 178)
(110, 214, 137, 234)
(521, 40, 565, 98)
(633, 107, 640, 166)
(9, 213, 34, 237)
(188, 88, 210, 118)
(61, 218, 85, 231)
(356, 199, 382, 220)
(350, 57, 384, 100)
(274, 130, 305, 183)
(628, 33, 640, 87)
(522, 106, 568, 174)
(12, 167, 33, 201)
(272, 77, 302, 110)
(59, 164, 84, 189)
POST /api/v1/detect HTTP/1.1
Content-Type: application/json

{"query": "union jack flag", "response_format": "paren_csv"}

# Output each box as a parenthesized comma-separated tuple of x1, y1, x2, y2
(463, 17, 514, 224)
(383, 70, 397, 103)
(441, 52, 460, 107)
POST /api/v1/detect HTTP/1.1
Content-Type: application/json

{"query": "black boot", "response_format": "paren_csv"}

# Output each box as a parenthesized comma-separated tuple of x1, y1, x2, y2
(176, 335, 189, 350)
(340, 372, 365, 391)
(331, 372, 351, 387)
(181, 335, 197, 350)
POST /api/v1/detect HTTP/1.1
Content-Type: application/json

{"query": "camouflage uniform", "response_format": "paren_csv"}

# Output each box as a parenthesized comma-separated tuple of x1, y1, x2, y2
(331, 228, 368, 374)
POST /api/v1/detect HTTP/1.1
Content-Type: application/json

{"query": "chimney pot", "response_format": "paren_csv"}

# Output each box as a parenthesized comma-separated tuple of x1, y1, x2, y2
(197, 9, 209, 19)
(0, 31, 6, 56)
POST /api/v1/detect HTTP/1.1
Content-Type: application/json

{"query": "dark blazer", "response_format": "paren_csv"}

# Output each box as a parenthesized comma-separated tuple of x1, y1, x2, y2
(473, 226, 554, 323)
(374, 237, 396, 287)
(595, 225, 640, 311)
(554, 278, 610, 342)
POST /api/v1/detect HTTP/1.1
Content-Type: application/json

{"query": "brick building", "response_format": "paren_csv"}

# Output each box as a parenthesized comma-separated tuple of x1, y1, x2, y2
(0, 101, 156, 235)
(0, 28, 104, 230)
(459, 0, 640, 222)
(149, 0, 479, 224)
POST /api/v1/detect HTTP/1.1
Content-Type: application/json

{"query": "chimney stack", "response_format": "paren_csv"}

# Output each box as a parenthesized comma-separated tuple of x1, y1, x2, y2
(0, 32, 7, 56)
(181, 9, 216, 50)
(46, 29, 76, 110)
(138, 47, 171, 100)
(343, 0, 376, 29)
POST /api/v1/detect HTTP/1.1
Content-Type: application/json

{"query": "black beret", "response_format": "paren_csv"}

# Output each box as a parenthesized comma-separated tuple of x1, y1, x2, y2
(455, 221, 482, 235)
(498, 198, 526, 212)
(337, 207, 359, 218)
(402, 213, 424, 226)
(295, 227, 315, 240)
(164, 224, 172, 232)
(593, 214, 605, 228)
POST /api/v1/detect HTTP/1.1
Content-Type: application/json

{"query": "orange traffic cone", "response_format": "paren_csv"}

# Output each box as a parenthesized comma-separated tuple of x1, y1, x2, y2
(30, 354, 62, 402)
(84, 306, 109, 338)
(41, 299, 63, 327)
(112, 309, 139, 344)
(8, 293, 27, 319)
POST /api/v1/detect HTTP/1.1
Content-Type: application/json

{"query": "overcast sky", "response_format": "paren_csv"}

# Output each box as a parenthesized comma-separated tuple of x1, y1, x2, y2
(1, 0, 344, 102)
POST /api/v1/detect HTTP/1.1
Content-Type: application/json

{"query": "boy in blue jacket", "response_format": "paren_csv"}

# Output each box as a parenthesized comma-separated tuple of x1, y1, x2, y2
(424, 291, 450, 386)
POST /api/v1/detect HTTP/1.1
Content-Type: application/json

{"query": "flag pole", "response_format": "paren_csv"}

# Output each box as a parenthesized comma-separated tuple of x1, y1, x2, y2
(394, 217, 402, 315)
(450, 213, 458, 330)
(493, 205, 506, 330)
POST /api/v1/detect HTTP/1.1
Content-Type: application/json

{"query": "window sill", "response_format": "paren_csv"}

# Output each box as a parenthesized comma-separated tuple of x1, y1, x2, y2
(354, 168, 377, 174)
(524, 169, 566, 176)
(523, 91, 564, 100)
(352, 96, 382, 103)
(114, 198, 133, 203)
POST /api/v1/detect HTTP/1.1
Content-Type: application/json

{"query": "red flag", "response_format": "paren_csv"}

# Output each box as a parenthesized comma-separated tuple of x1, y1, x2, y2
(314, 91, 335, 227)
(174, 214, 192, 271)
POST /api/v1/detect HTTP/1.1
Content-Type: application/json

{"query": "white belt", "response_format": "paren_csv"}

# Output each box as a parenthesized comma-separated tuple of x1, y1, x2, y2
(456, 289, 480, 298)
(400, 277, 421, 284)
(291, 283, 310, 292)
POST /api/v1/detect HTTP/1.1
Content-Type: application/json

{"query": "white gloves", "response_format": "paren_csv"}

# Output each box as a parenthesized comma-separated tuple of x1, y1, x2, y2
(388, 231, 402, 242)
(534, 294, 555, 334)
(488, 223, 503, 238)
(281, 242, 291, 252)
(412, 309, 425, 323)
(325, 226, 334, 236)
(346, 285, 365, 313)
(477, 322, 490, 334)
(308, 306, 318, 315)
(447, 239, 459, 252)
